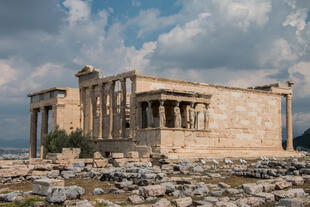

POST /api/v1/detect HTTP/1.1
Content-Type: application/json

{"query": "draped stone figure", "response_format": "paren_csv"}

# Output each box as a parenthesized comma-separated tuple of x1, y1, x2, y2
(203, 104, 210, 130)
(159, 101, 166, 128)
(174, 105, 181, 128)
(189, 103, 195, 129)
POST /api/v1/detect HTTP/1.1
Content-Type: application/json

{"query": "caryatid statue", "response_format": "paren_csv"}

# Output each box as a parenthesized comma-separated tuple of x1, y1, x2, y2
(203, 104, 210, 130)
(159, 100, 166, 128)
(174, 102, 181, 128)
(189, 103, 195, 129)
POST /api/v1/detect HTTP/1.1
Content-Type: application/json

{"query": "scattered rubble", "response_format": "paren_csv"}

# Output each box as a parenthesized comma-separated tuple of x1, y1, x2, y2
(1, 151, 310, 206)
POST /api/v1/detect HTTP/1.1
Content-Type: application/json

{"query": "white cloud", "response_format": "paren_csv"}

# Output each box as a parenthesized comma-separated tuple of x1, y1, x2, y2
(283, 9, 308, 35)
(63, 0, 90, 26)
(259, 38, 298, 68)
(213, 0, 271, 31)
(0, 59, 16, 88)
(288, 61, 310, 97)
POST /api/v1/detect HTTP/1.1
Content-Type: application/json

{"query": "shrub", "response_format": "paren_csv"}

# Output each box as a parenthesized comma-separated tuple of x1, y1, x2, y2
(43, 127, 94, 158)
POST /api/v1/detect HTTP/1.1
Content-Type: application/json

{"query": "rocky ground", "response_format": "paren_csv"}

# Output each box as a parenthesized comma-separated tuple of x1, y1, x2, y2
(1, 152, 310, 207)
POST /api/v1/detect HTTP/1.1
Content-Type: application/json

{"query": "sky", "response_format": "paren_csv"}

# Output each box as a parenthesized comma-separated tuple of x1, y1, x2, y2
(0, 0, 310, 147)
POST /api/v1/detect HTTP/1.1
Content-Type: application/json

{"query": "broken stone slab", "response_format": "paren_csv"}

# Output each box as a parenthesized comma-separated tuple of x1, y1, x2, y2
(152, 198, 171, 207)
(46, 186, 66, 203)
(274, 180, 292, 190)
(46, 170, 60, 179)
(128, 194, 144, 204)
(172, 197, 193, 207)
(215, 201, 238, 207)
(61, 170, 76, 179)
(242, 183, 263, 195)
(93, 152, 104, 159)
(256, 192, 275, 202)
(235, 197, 265, 207)
(65, 186, 85, 200)
(277, 198, 304, 207)
(32, 179, 65, 196)
(93, 187, 104, 195)
(283, 176, 304, 186)
(139, 185, 166, 198)
(0, 192, 23, 202)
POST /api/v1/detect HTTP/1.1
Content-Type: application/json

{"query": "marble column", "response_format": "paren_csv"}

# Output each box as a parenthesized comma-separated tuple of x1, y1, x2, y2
(108, 81, 115, 139)
(40, 107, 48, 158)
(174, 101, 181, 128)
(29, 109, 38, 158)
(81, 88, 87, 133)
(147, 101, 153, 128)
(101, 84, 107, 138)
(159, 100, 166, 128)
(286, 94, 294, 151)
(91, 86, 97, 137)
(86, 87, 93, 135)
(121, 78, 127, 138)
(51, 105, 57, 129)
(130, 76, 136, 139)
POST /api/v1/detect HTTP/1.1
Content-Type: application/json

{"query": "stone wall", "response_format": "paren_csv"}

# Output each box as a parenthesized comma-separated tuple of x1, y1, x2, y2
(135, 75, 283, 157)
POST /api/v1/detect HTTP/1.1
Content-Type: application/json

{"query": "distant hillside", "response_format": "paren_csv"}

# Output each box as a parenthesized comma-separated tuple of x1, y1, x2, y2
(283, 128, 310, 149)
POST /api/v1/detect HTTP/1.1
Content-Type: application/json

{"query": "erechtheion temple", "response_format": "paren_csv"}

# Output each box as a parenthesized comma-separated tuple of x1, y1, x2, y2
(28, 65, 296, 159)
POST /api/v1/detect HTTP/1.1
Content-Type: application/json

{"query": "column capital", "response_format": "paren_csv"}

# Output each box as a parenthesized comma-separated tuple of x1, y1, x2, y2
(287, 94, 293, 100)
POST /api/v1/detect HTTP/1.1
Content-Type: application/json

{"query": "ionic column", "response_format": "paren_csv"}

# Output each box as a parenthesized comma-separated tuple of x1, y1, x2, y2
(91, 86, 97, 137)
(81, 88, 87, 133)
(146, 101, 153, 128)
(130, 76, 136, 139)
(40, 107, 48, 158)
(121, 78, 127, 138)
(286, 94, 294, 151)
(174, 101, 181, 128)
(51, 105, 57, 130)
(86, 87, 93, 135)
(159, 100, 166, 128)
(29, 109, 38, 158)
(101, 84, 107, 138)
(108, 81, 115, 139)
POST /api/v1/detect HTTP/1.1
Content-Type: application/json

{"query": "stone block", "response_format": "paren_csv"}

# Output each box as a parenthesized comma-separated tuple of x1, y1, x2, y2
(93, 159, 108, 168)
(111, 153, 124, 159)
(46, 186, 66, 203)
(242, 183, 263, 195)
(277, 198, 304, 207)
(93, 152, 104, 159)
(126, 151, 139, 158)
(172, 197, 193, 207)
(140, 185, 166, 198)
(32, 179, 65, 196)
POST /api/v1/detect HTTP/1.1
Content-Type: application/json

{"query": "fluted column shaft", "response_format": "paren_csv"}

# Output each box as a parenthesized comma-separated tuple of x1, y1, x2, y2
(121, 78, 127, 138)
(40, 107, 48, 158)
(30, 110, 38, 158)
(286, 94, 294, 151)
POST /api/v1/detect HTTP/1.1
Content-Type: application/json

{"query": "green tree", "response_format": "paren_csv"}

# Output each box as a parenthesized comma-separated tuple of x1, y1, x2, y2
(68, 129, 94, 158)
(43, 127, 94, 158)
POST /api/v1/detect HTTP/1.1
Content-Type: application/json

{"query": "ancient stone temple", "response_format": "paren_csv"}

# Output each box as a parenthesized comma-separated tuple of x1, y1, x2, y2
(28, 65, 296, 159)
